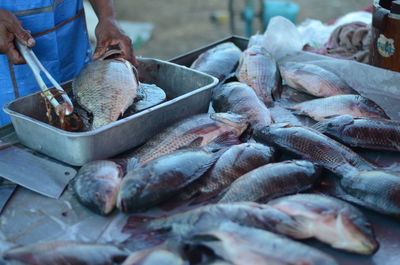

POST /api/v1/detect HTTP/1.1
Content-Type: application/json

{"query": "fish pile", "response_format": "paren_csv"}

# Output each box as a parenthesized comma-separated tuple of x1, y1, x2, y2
(5, 37, 400, 265)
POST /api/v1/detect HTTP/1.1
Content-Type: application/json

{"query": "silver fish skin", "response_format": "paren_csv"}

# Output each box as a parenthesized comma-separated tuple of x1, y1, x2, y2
(289, 95, 389, 121)
(73, 58, 138, 130)
(212, 82, 273, 129)
(72, 160, 123, 215)
(146, 202, 299, 238)
(279, 62, 357, 97)
(339, 170, 400, 217)
(3, 241, 128, 265)
(190, 222, 338, 265)
(236, 45, 281, 105)
(117, 148, 222, 213)
(218, 160, 319, 203)
(268, 194, 378, 255)
(181, 143, 275, 202)
(314, 115, 400, 152)
(126, 112, 248, 165)
(190, 42, 242, 82)
(253, 123, 376, 175)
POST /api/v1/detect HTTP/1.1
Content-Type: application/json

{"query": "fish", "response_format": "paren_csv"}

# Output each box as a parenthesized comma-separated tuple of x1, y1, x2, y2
(117, 147, 223, 213)
(236, 45, 281, 105)
(190, 42, 242, 82)
(72, 160, 123, 215)
(2, 241, 128, 265)
(72, 54, 139, 130)
(253, 123, 376, 175)
(145, 202, 299, 237)
(278, 85, 317, 106)
(313, 115, 400, 152)
(212, 82, 273, 129)
(218, 160, 319, 203)
(288, 95, 389, 121)
(279, 62, 357, 97)
(268, 194, 378, 255)
(338, 170, 400, 217)
(125, 112, 248, 165)
(269, 104, 303, 126)
(181, 143, 275, 202)
(189, 222, 338, 265)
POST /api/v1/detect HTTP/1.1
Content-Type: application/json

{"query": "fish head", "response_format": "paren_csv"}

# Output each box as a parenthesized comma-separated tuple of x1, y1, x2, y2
(312, 115, 355, 134)
(210, 112, 248, 136)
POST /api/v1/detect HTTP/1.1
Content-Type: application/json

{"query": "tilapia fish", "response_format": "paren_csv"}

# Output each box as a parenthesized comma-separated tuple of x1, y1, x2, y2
(314, 115, 400, 152)
(218, 160, 319, 203)
(289, 95, 389, 121)
(182, 143, 275, 202)
(2, 241, 128, 265)
(73, 56, 139, 130)
(236, 45, 281, 104)
(146, 202, 298, 237)
(212, 82, 273, 129)
(117, 147, 222, 213)
(268, 194, 378, 255)
(190, 42, 242, 82)
(190, 222, 338, 265)
(253, 123, 376, 175)
(126, 112, 248, 165)
(279, 62, 357, 97)
(72, 160, 123, 215)
(338, 170, 400, 217)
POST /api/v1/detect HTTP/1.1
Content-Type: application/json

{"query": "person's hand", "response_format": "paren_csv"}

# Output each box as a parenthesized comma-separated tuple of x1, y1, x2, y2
(0, 9, 35, 64)
(92, 18, 138, 67)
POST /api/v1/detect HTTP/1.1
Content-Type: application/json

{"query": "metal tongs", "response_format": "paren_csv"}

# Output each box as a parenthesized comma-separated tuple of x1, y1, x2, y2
(15, 40, 74, 116)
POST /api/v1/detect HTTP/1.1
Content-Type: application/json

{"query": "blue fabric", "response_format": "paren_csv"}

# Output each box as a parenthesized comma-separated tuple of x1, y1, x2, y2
(0, 0, 92, 125)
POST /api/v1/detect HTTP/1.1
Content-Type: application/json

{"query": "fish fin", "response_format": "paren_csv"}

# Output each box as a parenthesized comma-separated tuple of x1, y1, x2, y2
(275, 215, 313, 239)
(311, 121, 327, 132)
(191, 190, 222, 205)
(127, 157, 140, 172)
(187, 137, 204, 148)
(323, 114, 340, 120)
(204, 132, 240, 152)
(388, 139, 400, 152)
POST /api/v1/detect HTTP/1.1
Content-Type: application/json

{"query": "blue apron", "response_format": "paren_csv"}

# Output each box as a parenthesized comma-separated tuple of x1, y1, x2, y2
(0, 0, 92, 125)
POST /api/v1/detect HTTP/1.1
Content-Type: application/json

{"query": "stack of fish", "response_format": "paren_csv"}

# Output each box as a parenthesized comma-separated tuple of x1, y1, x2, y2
(4, 38, 400, 264)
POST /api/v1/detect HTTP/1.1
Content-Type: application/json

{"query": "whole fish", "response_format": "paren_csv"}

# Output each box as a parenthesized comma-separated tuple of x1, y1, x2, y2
(289, 95, 389, 121)
(146, 202, 299, 238)
(236, 45, 281, 104)
(3, 241, 128, 265)
(72, 160, 123, 215)
(117, 147, 222, 213)
(314, 115, 400, 152)
(253, 123, 376, 175)
(126, 112, 248, 165)
(279, 62, 357, 97)
(338, 170, 400, 217)
(268, 194, 378, 255)
(181, 143, 275, 202)
(212, 82, 273, 129)
(190, 222, 338, 265)
(73, 55, 139, 130)
(218, 160, 319, 203)
(190, 42, 242, 82)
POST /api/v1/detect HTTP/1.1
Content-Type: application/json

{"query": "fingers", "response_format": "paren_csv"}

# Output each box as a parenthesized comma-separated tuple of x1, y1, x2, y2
(7, 45, 25, 64)
(118, 37, 138, 67)
(3, 13, 35, 47)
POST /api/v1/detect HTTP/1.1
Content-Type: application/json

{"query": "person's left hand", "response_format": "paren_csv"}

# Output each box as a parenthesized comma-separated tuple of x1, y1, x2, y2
(93, 18, 138, 67)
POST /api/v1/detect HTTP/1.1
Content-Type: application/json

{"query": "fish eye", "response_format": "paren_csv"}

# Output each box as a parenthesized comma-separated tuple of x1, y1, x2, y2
(327, 123, 333, 128)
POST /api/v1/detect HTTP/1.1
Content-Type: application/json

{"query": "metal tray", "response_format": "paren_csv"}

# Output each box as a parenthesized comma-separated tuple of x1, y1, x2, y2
(4, 58, 218, 166)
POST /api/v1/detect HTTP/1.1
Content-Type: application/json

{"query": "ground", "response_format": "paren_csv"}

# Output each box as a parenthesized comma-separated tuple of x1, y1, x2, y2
(113, 0, 372, 60)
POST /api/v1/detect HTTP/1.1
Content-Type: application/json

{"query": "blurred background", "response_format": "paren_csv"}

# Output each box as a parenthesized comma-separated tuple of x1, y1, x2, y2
(84, 0, 372, 60)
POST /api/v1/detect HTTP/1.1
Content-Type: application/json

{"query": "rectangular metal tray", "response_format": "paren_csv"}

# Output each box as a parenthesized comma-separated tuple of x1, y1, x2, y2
(4, 58, 218, 166)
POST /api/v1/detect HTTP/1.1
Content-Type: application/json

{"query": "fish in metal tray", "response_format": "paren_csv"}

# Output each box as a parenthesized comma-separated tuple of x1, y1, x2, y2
(212, 82, 273, 130)
(268, 194, 378, 255)
(289, 95, 389, 121)
(189, 222, 338, 265)
(72, 54, 139, 130)
(2, 241, 128, 265)
(72, 160, 124, 215)
(279, 62, 357, 97)
(218, 160, 320, 203)
(236, 45, 281, 105)
(313, 115, 400, 152)
(190, 42, 242, 82)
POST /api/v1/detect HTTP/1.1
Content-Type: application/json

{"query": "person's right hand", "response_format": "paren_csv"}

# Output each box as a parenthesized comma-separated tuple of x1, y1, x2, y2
(0, 9, 35, 64)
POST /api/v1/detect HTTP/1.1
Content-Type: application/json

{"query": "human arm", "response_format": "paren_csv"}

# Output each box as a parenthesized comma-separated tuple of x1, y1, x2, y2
(88, 0, 138, 66)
